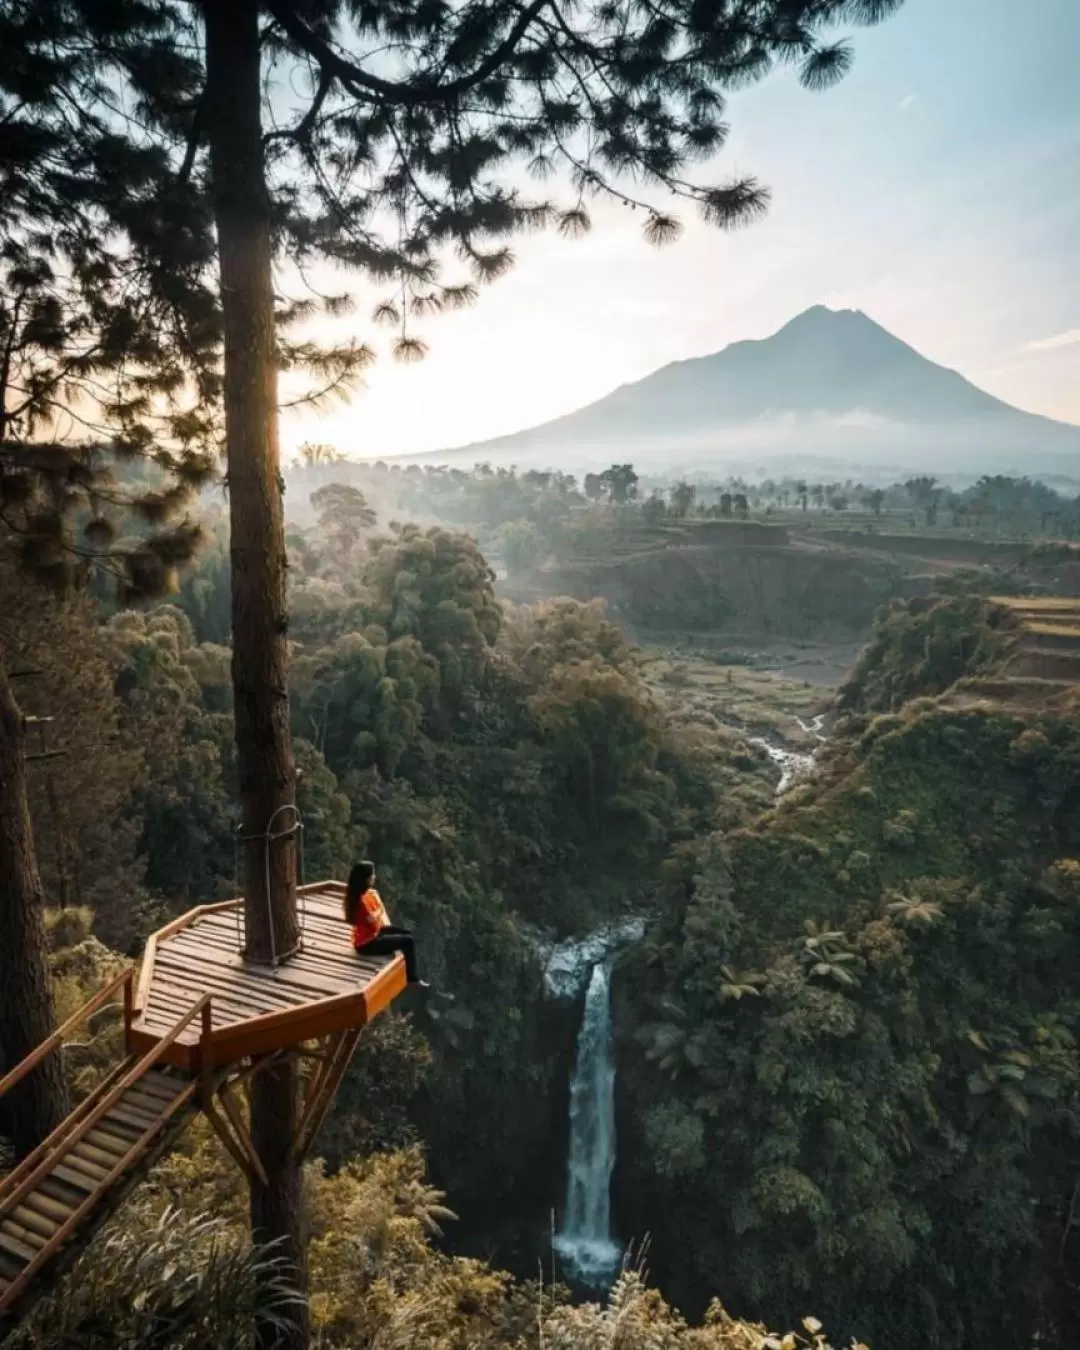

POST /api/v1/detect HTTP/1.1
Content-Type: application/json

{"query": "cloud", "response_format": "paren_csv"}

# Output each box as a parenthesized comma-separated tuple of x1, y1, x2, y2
(1025, 328, 1080, 353)
(899, 93, 918, 112)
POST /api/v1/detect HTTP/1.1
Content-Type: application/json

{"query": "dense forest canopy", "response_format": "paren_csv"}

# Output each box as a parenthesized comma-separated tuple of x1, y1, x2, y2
(4, 479, 1080, 1347)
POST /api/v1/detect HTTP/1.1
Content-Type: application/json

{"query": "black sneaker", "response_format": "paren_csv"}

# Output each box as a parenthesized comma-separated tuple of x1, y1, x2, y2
(411, 979, 431, 990)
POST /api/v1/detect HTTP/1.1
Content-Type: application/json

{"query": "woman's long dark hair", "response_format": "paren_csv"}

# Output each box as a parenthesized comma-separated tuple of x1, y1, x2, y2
(344, 861, 376, 925)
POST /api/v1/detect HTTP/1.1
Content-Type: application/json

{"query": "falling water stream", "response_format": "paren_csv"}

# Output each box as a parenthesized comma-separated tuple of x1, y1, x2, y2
(528, 921, 643, 1288)
(554, 961, 622, 1286)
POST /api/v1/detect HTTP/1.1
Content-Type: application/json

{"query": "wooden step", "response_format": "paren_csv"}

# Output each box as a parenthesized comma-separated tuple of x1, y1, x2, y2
(0, 1229, 36, 1265)
(39, 1175, 87, 1208)
(8, 1204, 56, 1243)
(85, 1125, 139, 1159)
(50, 1162, 97, 1194)
(98, 1110, 146, 1142)
(69, 1139, 121, 1172)
(141, 1070, 188, 1099)
(54, 1149, 108, 1185)
(1, 1214, 45, 1253)
(19, 1189, 75, 1228)
(106, 1101, 160, 1133)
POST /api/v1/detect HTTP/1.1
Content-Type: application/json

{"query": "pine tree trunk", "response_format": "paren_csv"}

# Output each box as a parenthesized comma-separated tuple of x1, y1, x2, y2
(0, 646, 70, 1155)
(203, 5, 307, 1346)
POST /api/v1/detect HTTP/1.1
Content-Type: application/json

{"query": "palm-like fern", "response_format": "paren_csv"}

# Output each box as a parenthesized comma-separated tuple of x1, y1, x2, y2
(800, 921, 861, 987)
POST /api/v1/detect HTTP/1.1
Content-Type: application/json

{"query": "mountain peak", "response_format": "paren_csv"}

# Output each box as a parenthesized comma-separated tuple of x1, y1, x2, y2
(424, 305, 1080, 478)
(774, 304, 879, 335)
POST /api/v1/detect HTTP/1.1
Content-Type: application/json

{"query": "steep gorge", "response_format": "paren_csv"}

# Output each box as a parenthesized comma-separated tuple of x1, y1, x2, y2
(609, 595, 1080, 1348)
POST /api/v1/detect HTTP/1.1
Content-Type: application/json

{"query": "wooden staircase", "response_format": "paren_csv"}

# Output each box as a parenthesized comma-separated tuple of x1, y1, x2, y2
(0, 971, 211, 1326)
(1, 886, 408, 1332)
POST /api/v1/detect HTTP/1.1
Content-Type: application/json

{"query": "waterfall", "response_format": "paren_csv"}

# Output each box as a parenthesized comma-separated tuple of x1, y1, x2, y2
(554, 960, 622, 1287)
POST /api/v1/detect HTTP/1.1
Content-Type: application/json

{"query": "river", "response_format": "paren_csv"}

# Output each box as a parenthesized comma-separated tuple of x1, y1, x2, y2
(749, 713, 827, 795)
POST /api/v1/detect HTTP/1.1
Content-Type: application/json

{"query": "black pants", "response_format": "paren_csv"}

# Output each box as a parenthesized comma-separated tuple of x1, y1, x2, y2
(357, 926, 420, 983)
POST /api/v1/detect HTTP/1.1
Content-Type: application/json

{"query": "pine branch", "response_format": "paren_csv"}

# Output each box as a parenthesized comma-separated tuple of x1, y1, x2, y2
(177, 88, 207, 185)
(264, 0, 552, 108)
(264, 66, 333, 148)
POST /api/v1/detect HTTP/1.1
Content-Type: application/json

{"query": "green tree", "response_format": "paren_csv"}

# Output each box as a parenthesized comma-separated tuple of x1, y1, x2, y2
(498, 519, 545, 578)
(528, 658, 665, 829)
(601, 464, 640, 505)
(365, 525, 501, 703)
(669, 481, 696, 518)
(107, 607, 236, 914)
(0, 16, 216, 1146)
(310, 482, 377, 573)
(0, 574, 149, 950)
(905, 475, 941, 527)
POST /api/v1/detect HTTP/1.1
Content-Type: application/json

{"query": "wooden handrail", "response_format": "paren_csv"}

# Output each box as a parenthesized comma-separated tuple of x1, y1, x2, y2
(0, 1058, 132, 1207)
(0, 993, 211, 1219)
(0, 967, 134, 1103)
(0, 1051, 201, 1315)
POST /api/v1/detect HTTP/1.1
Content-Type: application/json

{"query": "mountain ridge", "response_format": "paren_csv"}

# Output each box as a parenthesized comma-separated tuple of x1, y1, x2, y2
(412, 306, 1080, 480)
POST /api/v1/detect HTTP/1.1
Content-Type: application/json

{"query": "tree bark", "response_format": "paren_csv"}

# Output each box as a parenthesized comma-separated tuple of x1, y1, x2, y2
(0, 645, 70, 1155)
(203, 4, 307, 1346)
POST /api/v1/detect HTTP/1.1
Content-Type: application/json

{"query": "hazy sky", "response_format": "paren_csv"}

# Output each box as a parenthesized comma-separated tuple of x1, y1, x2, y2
(280, 0, 1080, 460)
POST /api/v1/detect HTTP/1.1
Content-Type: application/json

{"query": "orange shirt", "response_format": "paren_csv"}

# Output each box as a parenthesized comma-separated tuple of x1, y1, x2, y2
(352, 887, 390, 948)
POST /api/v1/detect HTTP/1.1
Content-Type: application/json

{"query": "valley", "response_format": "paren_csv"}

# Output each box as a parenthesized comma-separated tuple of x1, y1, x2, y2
(5, 464, 1080, 1350)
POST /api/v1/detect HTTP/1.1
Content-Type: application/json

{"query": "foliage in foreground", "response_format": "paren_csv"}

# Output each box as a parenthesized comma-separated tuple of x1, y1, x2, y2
(10, 1128, 858, 1350)
(6, 1210, 298, 1350)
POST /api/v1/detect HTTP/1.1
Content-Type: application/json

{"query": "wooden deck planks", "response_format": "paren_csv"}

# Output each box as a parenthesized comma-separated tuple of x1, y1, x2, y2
(130, 884, 402, 1067)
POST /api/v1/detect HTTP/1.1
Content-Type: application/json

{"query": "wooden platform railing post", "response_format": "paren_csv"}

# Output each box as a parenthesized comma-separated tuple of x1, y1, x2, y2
(123, 970, 134, 1056)
(199, 998, 214, 1110)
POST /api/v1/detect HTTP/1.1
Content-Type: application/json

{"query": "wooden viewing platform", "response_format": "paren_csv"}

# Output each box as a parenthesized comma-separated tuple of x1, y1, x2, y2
(130, 880, 407, 1070)
(0, 879, 408, 1326)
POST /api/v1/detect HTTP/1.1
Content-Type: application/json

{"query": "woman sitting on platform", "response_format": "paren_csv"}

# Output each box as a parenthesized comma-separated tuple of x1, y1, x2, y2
(344, 861, 428, 988)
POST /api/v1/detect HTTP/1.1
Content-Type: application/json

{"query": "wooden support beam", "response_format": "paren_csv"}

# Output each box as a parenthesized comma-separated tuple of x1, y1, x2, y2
(202, 1097, 260, 1187)
(196, 999, 271, 1185)
(293, 1026, 361, 1160)
(230, 1049, 285, 1091)
(296, 1046, 334, 1064)
(218, 1083, 268, 1187)
(299, 1038, 333, 1117)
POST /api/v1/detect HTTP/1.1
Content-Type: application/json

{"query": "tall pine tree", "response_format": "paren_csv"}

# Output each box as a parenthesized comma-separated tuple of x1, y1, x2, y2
(3, 0, 902, 1342)
(1, 0, 219, 1150)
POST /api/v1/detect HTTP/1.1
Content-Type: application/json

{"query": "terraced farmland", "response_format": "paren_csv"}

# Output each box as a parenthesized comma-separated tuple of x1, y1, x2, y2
(947, 596, 1080, 713)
